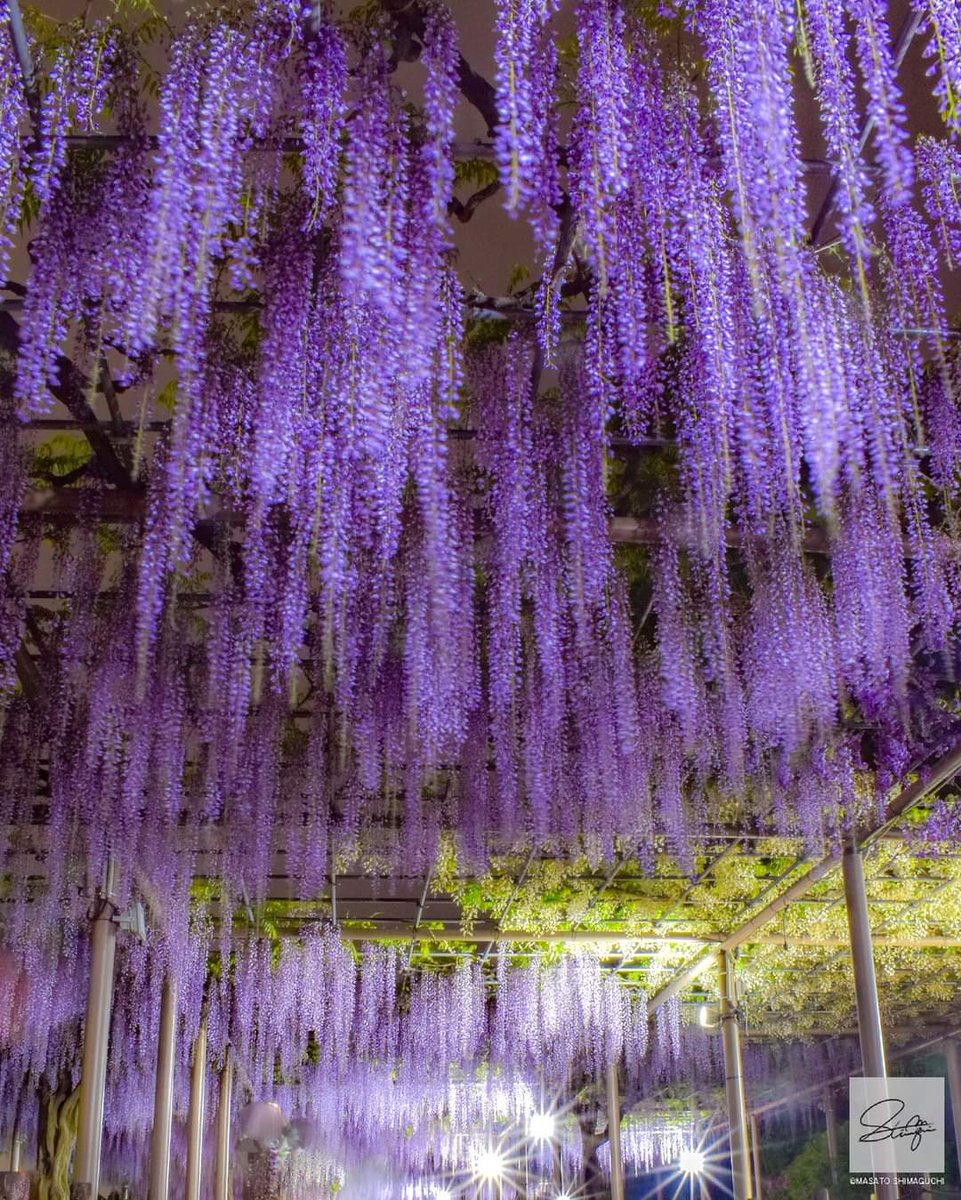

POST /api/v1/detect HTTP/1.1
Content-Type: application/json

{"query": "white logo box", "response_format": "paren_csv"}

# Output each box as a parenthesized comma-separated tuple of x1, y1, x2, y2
(849, 1077, 945, 1176)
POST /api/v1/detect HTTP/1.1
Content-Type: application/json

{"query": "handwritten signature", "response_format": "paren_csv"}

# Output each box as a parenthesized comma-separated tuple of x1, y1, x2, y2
(858, 1100, 937, 1152)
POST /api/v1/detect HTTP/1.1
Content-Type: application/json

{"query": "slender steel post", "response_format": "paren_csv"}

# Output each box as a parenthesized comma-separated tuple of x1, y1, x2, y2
(843, 846, 888, 1076)
(823, 1088, 839, 1187)
(749, 1113, 763, 1200)
(944, 1040, 961, 1181)
(148, 974, 178, 1200)
(606, 1063, 625, 1200)
(214, 1055, 233, 1200)
(185, 1020, 208, 1200)
(719, 950, 753, 1200)
(8, 1074, 26, 1176)
(73, 861, 119, 1200)
(5, 0, 37, 103)
(842, 844, 898, 1200)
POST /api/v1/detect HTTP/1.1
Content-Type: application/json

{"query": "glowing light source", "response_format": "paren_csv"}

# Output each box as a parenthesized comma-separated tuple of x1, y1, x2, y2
(697, 1004, 719, 1029)
(528, 1110, 556, 1140)
(474, 1149, 506, 1181)
(679, 1149, 706, 1175)
(434, 1190, 453, 1200)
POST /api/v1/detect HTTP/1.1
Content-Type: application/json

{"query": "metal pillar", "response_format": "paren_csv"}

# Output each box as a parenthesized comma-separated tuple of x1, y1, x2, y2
(944, 1040, 961, 1181)
(73, 861, 119, 1200)
(8, 1073, 26, 1176)
(606, 1063, 625, 1200)
(842, 844, 898, 1200)
(185, 1021, 208, 1200)
(823, 1088, 839, 1187)
(147, 974, 178, 1200)
(214, 1056, 233, 1200)
(750, 1113, 763, 1200)
(843, 846, 888, 1077)
(719, 950, 752, 1200)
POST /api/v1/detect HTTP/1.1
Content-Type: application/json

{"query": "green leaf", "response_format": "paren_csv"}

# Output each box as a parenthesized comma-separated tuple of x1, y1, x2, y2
(465, 317, 513, 351)
(454, 157, 500, 190)
(17, 181, 40, 234)
(111, 0, 163, 17)
(506, 262, 531, 294)
(32, 434, 94, 482)
(156, 379, 178, 412)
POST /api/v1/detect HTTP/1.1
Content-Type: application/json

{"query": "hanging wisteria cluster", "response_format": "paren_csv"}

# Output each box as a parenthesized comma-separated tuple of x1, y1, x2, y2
(0, 0, 959, 1187)
(0, 0, 959, 895)
(0, 917, 864, 1197)
(0, 0, 959, 877)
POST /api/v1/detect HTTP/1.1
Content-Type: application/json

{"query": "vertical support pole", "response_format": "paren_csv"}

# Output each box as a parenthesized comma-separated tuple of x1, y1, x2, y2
(843, 846, 887, 1077)
(719, 950, 753, 1200)
(9, 1138, 19, 1173)
(842, 844, 898, 1200)
(73, 860, 119, 1200)
(606, 1063, 625, 1200)
(214, 1055, 233, 1200)
(185, 1020, 208, 1200)
(750, 1113, 763, 1200)
(148, 974, 178, 1200)
(823, 1087, 839, 1187)
(5, 0, 37, 104)
(944, 1040, 961, 1182)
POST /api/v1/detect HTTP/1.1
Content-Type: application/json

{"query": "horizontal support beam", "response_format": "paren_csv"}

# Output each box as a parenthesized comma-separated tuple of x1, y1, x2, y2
(321, 926, 717, 944)
(60, 135, 503, 159)
(747, 935, 961, 948)
(56, 136, 879, 180)
(22, 488, 201, 522)
(20, 490, 838, 555)
(333, 928, 961, 948)
(609, 516, 834, 555)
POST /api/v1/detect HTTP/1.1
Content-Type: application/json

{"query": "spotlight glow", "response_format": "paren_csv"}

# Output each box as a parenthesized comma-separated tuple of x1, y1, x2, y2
(528, 1110, 555, 1140)
(697, 1004, 719, 1028)
(679, 1148, 706, 1175)
(474, 1149, 506, 1182)
(434, 1190, 453, 1200)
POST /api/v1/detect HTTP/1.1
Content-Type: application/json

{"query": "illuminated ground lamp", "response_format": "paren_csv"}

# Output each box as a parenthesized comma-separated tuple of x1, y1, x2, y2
(528, 1112, 556, 1142)
(473, 1147, 507, 1199)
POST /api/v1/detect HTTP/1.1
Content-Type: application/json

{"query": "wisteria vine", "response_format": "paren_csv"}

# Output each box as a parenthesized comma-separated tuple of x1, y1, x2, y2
(0, 0, 959, 1188)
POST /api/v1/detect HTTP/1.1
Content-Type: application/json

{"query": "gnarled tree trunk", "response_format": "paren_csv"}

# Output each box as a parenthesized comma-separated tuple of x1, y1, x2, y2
(35, 1072, 79, 1200)
(578, 1118, 608, 1199)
